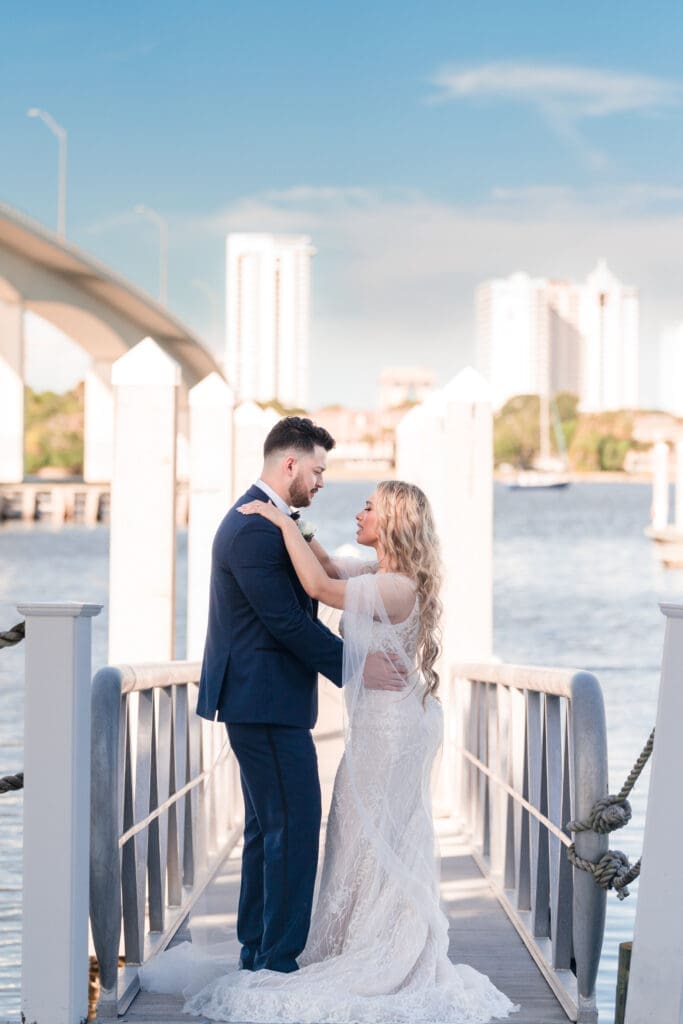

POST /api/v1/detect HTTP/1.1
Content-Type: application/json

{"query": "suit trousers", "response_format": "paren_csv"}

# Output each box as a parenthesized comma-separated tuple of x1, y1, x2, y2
(227, 722, 322, 973)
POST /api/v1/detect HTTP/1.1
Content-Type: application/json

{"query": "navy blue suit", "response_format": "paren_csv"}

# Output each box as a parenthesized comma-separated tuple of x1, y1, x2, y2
(197, 484, 343, 972)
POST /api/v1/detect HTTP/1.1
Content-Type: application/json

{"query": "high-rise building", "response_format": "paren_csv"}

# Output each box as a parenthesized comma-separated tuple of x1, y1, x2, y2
(226, 233, 315, 409)
(476, 272, 568, 410)
(578, 260, 639, 412)
(659, 324, 683, 417)
(476, 261, 639, 412)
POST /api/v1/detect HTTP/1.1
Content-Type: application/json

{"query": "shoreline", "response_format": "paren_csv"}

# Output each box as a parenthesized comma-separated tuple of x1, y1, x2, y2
(325, 464, 653, 485)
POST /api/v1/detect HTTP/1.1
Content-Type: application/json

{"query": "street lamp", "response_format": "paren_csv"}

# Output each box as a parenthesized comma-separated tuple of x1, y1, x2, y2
(27, 107, 67, 237)
(134, 204, 169, 305)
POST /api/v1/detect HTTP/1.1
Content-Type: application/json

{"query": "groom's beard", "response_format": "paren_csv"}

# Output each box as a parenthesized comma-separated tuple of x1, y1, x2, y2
(288, 473, 316, 508)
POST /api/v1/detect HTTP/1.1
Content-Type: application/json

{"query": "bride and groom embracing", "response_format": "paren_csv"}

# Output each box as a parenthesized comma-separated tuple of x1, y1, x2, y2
(141, 416, 515, 1023)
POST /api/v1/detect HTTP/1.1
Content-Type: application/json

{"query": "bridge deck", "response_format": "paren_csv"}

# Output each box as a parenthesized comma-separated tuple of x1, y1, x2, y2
(116, 688, 570, 1024)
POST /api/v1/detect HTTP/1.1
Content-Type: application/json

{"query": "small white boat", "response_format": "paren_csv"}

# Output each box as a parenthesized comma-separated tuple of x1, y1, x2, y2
(506, 470, 571, 491)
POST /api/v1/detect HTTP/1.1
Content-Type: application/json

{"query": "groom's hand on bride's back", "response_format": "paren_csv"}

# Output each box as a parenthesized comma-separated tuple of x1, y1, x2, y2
(363, 652, 408, 691)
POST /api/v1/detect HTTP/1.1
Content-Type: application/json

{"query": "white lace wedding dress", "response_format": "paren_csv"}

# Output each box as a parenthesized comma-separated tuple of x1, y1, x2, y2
(140, 570, 515, 1023)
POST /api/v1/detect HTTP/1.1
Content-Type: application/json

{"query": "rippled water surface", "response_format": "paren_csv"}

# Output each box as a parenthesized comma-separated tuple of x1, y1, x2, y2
(2, 480, 681, 1022)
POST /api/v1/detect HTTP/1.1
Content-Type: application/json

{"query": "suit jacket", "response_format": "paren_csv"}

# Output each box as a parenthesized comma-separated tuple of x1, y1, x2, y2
(197, 484, 344, 727)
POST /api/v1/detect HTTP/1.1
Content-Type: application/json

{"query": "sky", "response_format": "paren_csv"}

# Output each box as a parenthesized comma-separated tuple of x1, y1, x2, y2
(3, 1, 683, 407)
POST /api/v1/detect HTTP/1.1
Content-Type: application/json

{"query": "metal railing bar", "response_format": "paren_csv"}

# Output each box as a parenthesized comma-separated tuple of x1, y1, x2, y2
(114, 660, 201, 695)
(461, 749, 572, 848)
(118, 741, 231, 848)
(454, 663, 575, 698)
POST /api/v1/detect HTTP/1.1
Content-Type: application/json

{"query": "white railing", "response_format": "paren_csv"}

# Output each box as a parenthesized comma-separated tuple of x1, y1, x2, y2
(90, 661, 242, 1019)
(450, 663, 608, 1024)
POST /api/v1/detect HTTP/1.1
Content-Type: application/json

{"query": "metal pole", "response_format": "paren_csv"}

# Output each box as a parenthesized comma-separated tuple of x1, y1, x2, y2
(58, 128, 67, 237)
(27, 107, 67, 237)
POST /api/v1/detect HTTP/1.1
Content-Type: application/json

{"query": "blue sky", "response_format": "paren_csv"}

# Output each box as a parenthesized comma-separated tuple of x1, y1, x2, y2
(2, 1, 683, 405)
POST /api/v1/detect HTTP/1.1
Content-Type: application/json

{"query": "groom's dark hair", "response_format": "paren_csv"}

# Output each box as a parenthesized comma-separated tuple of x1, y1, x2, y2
(264, 416, 335, 458)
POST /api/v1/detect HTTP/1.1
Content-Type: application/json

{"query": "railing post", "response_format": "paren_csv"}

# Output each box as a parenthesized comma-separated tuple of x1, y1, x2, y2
(18, 601, 102, 1024)
(90, 666, 125, 1019)
(570, 670, 608, 1024)
(625, 603, 683, 1023)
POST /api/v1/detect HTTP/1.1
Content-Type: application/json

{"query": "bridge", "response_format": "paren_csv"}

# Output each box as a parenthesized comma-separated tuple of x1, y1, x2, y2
(0, 200, 222, 483)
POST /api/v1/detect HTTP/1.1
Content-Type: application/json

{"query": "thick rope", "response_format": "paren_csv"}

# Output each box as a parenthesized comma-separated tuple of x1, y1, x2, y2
(567, 845, 641, 900)
(565, 728, 654, 899)
(0, 621, 25, 650)
(0, 772, 24, 795)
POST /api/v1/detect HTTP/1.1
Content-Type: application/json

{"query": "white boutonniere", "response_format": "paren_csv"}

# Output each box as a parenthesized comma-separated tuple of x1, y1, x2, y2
(297, 519, 316, 542)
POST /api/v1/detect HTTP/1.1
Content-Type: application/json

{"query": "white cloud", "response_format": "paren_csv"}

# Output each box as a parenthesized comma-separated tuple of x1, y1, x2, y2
(429, 62, 681, 170)
(430, 62, 681, 118)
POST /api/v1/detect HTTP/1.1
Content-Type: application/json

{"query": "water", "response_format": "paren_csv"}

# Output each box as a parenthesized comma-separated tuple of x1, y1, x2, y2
(1, 480, 681, 1022)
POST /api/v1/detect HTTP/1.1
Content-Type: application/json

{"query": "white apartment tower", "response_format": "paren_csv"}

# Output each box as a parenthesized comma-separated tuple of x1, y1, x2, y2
(226, 233, 315, 409)
(476, 272, 562, 410)
(477, 261, 638, 412)
(578, 260, 639, 412)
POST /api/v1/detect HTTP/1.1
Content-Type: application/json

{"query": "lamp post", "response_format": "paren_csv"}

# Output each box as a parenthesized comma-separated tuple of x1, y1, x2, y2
(27, 107, 67, 237)
(134, 204, 169, 306)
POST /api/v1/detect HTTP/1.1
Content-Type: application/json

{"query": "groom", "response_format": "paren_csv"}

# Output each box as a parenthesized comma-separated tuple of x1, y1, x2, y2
(197, 416, 344, 974)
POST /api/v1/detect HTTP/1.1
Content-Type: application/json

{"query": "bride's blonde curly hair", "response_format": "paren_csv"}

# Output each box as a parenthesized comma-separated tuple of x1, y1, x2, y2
(374, 480, 443, 702)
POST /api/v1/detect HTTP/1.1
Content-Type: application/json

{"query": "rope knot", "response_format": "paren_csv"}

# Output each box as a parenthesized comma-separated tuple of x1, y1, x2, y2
(590, 795, 632, 834)
(566, 795, 632, 835)
(593, 849, 633, 900)
(567, 844, 636, 900)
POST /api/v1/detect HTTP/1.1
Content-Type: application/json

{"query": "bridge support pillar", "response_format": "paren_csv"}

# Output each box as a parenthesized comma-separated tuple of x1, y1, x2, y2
(187, 373, 234, 660)
(0, 298, 24, 483)
(109, 337, 180, 663)
(84, 359, 114, 482)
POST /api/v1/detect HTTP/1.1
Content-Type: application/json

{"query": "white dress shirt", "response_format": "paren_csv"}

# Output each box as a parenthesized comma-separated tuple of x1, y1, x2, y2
(255, 479, 293, 516)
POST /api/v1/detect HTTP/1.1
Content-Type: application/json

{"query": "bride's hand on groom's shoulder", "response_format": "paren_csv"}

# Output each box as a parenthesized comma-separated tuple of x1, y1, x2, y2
(238, 500, 288, 528)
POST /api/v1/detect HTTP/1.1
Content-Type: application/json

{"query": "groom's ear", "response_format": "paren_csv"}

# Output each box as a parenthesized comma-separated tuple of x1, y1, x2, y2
(283, 454, 298, 476)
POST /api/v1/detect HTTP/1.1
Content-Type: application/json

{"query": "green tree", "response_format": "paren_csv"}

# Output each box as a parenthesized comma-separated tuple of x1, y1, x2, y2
(24, 384, 84, 475)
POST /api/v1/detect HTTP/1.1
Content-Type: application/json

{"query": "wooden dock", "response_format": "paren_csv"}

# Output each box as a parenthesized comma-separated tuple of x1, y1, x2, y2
(124, 827, 569, 1024)
(116, 687, 569, 1024)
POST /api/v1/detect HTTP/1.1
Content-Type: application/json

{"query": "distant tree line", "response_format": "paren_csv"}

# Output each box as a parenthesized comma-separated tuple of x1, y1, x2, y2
(24, 384, 84, 475)
(494, 392, 643, 472)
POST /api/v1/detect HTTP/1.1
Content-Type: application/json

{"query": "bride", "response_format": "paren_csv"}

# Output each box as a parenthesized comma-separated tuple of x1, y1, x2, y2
(141, 481, 515, 1023)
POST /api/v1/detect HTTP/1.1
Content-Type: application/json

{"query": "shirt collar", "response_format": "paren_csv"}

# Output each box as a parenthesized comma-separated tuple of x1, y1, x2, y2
(255, 479, 292, 516)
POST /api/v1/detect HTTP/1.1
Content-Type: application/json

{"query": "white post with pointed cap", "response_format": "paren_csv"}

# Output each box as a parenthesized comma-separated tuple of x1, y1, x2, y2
(396, 367, 493, 814)
(397, 367, 493, 665)
(19, 601, 102, 1024)
(0, 298, 24, 483)
(83, 359, 114, 483)
(187, 373, 235, 660)
(626, 602, 683, 1023)
(109, 337, 180, 662)
(651, 441, 669, 530)
(232, 402, 279, 503)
